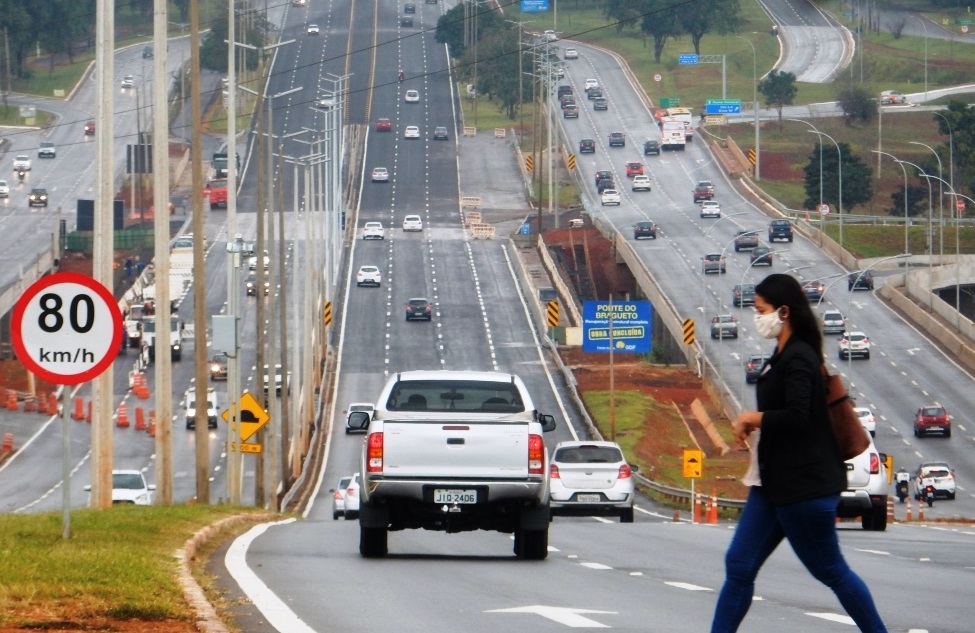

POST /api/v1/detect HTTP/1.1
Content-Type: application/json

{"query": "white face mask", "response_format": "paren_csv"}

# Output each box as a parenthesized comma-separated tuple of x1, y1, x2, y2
(753, 310, 784, 339)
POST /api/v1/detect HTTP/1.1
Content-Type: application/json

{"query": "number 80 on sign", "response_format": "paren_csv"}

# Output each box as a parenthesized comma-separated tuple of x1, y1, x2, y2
(11, 272, 123, 385)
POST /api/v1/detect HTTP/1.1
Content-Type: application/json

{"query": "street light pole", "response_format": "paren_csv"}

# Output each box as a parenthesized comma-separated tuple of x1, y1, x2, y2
(736, 35, 759, 181)
(898, 159, 933, 267)
(942, 191, 975, 331)
(872, 150, 910, 270)
(807, 130, 842, 247)
(698, 212, 747, 377)
(915, 16, 928, 101)
(910, 141, 944, 258)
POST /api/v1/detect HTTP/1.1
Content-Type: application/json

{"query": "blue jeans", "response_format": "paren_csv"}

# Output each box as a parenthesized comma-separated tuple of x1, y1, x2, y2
(710, 487, 887, 633)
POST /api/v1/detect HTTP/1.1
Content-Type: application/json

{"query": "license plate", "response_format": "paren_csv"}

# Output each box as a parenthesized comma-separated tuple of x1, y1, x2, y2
(434, 489, 477, 504)
(576, 494, 601, 503)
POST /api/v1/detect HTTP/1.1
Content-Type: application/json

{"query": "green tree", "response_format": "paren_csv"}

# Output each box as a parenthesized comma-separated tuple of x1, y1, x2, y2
(677, 0, 741, 55)
(836, 85, 877, 125)
(603, 0, 646, 35)
(936, 101, 975, 200)
(889, 183, 927, 219)
(757, 70, 796, 122)
(200, 12, 267, 74)
(462, 27, 521, 119)
(639, 0, 681, 63)
(37, 0, 91, 68)
(802, 142, 873, 211)
(435, 3, 468, 58)
(435, 1, 505, 61)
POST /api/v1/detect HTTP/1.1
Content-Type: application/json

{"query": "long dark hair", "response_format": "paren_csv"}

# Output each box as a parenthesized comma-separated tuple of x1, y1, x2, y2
(755, 273, 823, 362)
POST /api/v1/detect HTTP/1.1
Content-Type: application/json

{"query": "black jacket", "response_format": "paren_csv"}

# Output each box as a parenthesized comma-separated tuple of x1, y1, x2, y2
(755, 336, 846, 505)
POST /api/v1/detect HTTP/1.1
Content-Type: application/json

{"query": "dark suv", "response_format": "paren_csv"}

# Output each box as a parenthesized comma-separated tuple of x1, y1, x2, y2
(633, 221, 657, 240)
(643, 139, 660, 155)
(848, 270, 874, 291)
(28, 188, 48, 207)
(693, 181, 714, 202)
(405, 298, 432, 321)
(768, 219, 793, 242)
(744, 353, 771, 384)
(608, 131, 625, 147)
(209, 352, 228, 381)
(579, 138, 596, 153)
(557, 85, 573, 99)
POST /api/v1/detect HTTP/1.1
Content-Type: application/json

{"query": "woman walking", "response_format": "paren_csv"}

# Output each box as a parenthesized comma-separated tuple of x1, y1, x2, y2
(710, 273, 887, 633)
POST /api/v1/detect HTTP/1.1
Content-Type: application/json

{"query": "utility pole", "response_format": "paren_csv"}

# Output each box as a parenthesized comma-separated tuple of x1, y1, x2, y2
(91, 0, 116, 509)
(189, 0, 209, 503)
(225, 0, 242, 505)
(254, 94, 266, 507)
(152, 0, 173, 504)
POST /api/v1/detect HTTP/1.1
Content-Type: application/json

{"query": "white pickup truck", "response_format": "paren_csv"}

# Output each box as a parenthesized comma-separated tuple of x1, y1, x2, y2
(347, 370, 558, 559)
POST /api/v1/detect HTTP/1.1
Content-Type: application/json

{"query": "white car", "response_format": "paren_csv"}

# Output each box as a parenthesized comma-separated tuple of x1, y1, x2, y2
(330, 475, 353, 519)
(120, 75, 135, 88)
(838, 331, 871, 360)
(404, 89, 420, 103)
(356, 265, 382, 287)
(84, 470, 156, 506)
(247, 252, 270, 270)
(913, 462, 956, 500)
(306, 24, 320, 35)
(600, 189, 621, 206)
(563, 48, 578, 60)
(631, 175, 652, 192)
(402, 214, 423, 231)
(822, 309, 846, 335)
(13, 154, 31, 171)
(0, 180, 8, 197)
(184, 387, 218, 430)
(700, 200, 721, 218)
(543, 29, 557, 41)
(404, 125, 420, 139)
(371, 167, 389, 182)
(835, 435, 888, 530)
(549, 441, 635, 522)
(584, 78, 598, 90)
(362, 221, 385, 240)
(853, 406, 876, 437)
(344, 473, 361, 519)
(553, 66, 565, 79)
(344, 403, 375, 434)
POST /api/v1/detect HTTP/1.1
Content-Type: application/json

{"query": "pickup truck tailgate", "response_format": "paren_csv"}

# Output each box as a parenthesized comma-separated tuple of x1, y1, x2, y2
(382, 421, 529, 478)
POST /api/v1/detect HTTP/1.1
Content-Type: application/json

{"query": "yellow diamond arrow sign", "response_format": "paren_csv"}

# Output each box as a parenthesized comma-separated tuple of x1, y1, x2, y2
(221, 391, 270, 442)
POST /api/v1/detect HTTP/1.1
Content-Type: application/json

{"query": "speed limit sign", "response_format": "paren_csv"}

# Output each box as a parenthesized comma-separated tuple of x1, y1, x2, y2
(11, 273, 123, 384)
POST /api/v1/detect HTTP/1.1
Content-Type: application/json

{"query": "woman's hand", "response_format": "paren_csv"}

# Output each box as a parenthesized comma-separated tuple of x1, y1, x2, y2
(732, 411, 762, 444)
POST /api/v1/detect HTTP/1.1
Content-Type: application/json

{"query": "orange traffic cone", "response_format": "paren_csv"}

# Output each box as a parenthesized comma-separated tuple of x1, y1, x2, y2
(692, 492, 702, 524)
(707, 489, 719, 524)
(116, 403, 130, 428)
(1, 432, 13, 452)
(6, 390, 18, 411)
(134, 374, 150, 399)
(70, 397, 85, 421)
(906, 498, 912, 522)
(147, 411, 156, 437)
(918, 498, 925, 521)
(134, 407, 146, 431)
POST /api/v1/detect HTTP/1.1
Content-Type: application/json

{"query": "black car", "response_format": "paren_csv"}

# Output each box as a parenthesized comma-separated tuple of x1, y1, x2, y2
(848, 270, 874, 291)
(592, 97, 608, 111)
(732, 283, 756, 307)
(768, 219, 793, 242)
(209, 352, 228, 381)
(405, 297, 432, 321)
(559, 95, 576, 109)
(400, 16, 414, 26)
(750, 246, 773, 266)
(594, 170, 612, 187)
(643, 139, 660, 155)
(633, 221, 657, 240)
(433, 126, 449, 140)
(745, 354, 771, 384)
(404, 2, 416, 12)
(557, 85, 573, 99)
(596, 178, 615, 194)
(579, 138, 596, 153)
(608, 131, 625, 147)
(802, 281, 825, 302)
(587, 87, 603, 100)
(28, 188, 48, 207)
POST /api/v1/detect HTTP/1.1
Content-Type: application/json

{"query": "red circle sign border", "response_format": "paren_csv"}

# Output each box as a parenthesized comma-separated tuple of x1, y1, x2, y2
(11, 272, 123, 385)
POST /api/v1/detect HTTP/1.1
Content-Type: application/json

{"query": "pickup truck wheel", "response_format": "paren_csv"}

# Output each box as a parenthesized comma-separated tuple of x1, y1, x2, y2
(359, 525, 388, 558)
(619, 507, 634, 523)
(517, 528, 548, 560)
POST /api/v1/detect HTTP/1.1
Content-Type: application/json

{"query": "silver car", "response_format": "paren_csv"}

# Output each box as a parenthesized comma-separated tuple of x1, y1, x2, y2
(822, 310, 846, 335)
(549, 441, 636, 522)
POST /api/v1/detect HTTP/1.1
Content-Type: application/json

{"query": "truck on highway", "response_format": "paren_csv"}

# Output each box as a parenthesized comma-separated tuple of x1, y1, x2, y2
(205, 178, 228, 209)
(665, 106, 694, 141)
(139, 314, 183, 362)
(659, 117, 686, 151)
(346, 370, 558, 560)
(124, 302, 150, 348)
(208, 152, 240, 181)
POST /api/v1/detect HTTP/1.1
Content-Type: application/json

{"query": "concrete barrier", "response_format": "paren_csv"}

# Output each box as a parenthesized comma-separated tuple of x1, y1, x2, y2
(460, 196, 482, 209)
(462, 126, 476, 137)
(469, 223, 496, 239)
(463, 210, 482, 225)
(494, 128, 505, 138)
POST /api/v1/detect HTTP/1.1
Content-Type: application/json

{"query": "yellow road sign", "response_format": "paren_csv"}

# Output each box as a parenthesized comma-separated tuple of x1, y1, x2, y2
(240, 443, 262, 454)
(324, 301, 333, 327)
(566, 153, 576, 171)
(526, 154, 534, 173)
(683, 448, 703, 478)
(546, 300, 559, 327)
(221, 391, 270, 442)
(682, 318, 695, 345)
